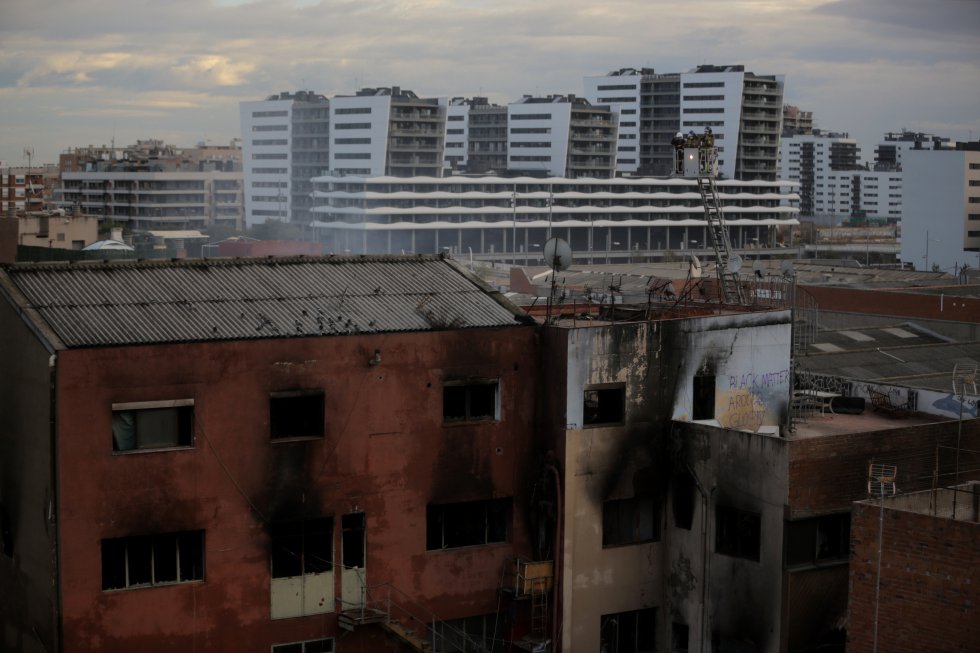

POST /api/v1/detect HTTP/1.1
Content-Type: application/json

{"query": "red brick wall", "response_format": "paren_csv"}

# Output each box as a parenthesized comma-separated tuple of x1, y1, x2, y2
(788, 420, 980, 518)
(847, 502, 980, 653)
(800, 285, 980, 323)
(54, 326, 542, 653)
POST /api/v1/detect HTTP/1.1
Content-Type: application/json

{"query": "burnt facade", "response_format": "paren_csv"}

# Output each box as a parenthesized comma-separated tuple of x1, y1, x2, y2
(0, 256, 542, 653)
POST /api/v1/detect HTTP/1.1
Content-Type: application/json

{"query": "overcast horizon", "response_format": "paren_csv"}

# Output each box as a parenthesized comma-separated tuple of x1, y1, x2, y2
(1, 0, 978, 167)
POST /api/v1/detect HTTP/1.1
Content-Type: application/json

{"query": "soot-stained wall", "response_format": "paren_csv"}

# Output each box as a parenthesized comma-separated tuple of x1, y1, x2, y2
(52, 325, 539, 653)
(552, 310, 791, 652)
(0, 297, 59, 653)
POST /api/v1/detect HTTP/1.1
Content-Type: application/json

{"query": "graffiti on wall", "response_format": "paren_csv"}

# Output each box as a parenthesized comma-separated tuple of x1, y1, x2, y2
(718, 368, 790, 431)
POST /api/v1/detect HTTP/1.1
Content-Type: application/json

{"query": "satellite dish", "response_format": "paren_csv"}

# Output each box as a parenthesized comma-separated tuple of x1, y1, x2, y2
(752, 259, 766, 279)
(727, 254, 743, 274)
(543, 237, 573, 272)
(781, 260, 796, 277)
(689, 254, 702, 278)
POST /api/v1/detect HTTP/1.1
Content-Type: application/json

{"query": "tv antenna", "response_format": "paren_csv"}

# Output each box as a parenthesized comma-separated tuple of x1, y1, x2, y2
(543, 237, 572, 323)
(867, 463, 897, 653)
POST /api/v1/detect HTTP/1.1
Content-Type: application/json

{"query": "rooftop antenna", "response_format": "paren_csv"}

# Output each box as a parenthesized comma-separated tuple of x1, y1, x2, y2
(867, 463, 897, 653)
(543, 237, 572, 323)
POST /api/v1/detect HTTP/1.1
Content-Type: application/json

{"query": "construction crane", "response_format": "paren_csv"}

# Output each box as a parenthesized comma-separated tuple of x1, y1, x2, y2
(672, 129, 745, 303)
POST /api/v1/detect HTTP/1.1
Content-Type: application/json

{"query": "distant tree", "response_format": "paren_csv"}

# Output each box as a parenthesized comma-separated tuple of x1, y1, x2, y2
(248, 219, 307, 241)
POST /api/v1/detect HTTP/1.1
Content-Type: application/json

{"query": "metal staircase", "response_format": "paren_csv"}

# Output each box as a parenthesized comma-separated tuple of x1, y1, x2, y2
(696, 176, 744, 304)
(338, 582, 489, 653)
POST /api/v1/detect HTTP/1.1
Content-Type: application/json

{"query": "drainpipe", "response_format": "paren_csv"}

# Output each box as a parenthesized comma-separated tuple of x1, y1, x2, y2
(548, 463, 562, 652)
(682, 461, 712, 653)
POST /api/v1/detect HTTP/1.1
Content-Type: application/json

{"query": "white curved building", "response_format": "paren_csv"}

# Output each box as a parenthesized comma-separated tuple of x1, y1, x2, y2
(311, 175, 799, 261)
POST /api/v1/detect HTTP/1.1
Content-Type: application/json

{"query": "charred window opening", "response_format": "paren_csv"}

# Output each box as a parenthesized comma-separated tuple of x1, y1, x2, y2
(101, 530, 204, 590)
(785, 513, 850, 568)
(271, 638, 334, 653)
(602, 496, 660, 547)
(426, 498, 510, 550)
(341, 512, 365, 569)
(270, 518, 333, 578)
(443, 379, 500, 422)
(672, 622, 690, 651)
(692, 374, 715, 420)
(715, 505, 761, 561)
(1, 506, 13, 558)
(111, 400, 194, 452)
(600, 607, 656, 653)
(672, 472, 697, 530)
(584, 385, 625, 426)
(270, 390, 325, 439)
(436, 614, 499, 652)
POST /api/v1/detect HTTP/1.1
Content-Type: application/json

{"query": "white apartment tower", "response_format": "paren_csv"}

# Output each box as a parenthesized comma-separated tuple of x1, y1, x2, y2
(507, 95, 618, 178)
(240, 91, 330, 227)
(443, 99, 471, 173)
(584, 65, 784, 180)
(330, 87, 447, 178)
(583, 69, 643, 174)
(778, 131, 862, 218)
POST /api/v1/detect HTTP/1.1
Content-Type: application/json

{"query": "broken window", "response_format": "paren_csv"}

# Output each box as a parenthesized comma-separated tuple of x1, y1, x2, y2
(111, 400, 194, 452)
(715, 505, 761, 561)
(583, 385, 626, 426)
(672, 471, 697, 530)
(785, 513, 850, 568)
(101, 530, 204, 590)
(692, 374, 716, 420)
(270, 390, 325, 439)
(599, 607, 656, 653)
(602, 496, 660, 547)
(271, 638, 334, 653)
(341, 513, 365, 569)
(426, 499, 510, 550)
(443, 379, 499, 422)
(270, 518, 333, 578)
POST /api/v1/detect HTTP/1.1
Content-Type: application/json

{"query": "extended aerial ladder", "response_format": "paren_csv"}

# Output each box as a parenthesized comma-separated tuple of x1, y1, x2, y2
(673, 130, 745, 303)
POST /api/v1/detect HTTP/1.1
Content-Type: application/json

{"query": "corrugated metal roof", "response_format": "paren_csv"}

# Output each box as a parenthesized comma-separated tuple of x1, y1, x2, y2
(1, 255, 528, 348)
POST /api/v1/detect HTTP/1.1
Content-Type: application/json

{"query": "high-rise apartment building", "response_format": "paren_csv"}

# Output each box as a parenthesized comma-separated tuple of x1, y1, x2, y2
(583, 69, 644, 174)
(874, 130, 954, 171)
(330, 87, 447, 179)
(466, 100, 508, 175)
(240, 91, 330, 227)
(584, 65, 784, 180)
(507, 95, 618, 178)
(782, 105, 814, 136)
(779, 131, 862, 217)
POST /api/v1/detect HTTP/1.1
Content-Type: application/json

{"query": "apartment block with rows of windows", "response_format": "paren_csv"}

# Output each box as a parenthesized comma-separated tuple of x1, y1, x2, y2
(330, 87, 447, 180)
(584, 65, 785, 181)
(506, 94, 619, 179)
(240, 91, 331, 227)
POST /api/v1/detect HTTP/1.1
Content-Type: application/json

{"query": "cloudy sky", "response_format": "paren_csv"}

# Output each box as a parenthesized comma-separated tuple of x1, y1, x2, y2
(1, 0, 977, 166)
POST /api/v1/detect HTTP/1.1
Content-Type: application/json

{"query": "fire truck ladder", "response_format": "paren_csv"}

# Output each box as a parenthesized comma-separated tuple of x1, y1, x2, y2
(697, 175, 744, 304)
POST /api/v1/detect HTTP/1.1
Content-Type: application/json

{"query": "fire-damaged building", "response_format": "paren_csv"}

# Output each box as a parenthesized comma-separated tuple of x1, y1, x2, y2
(0, 255, 546, 653)
(2, 253, 977, 653)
